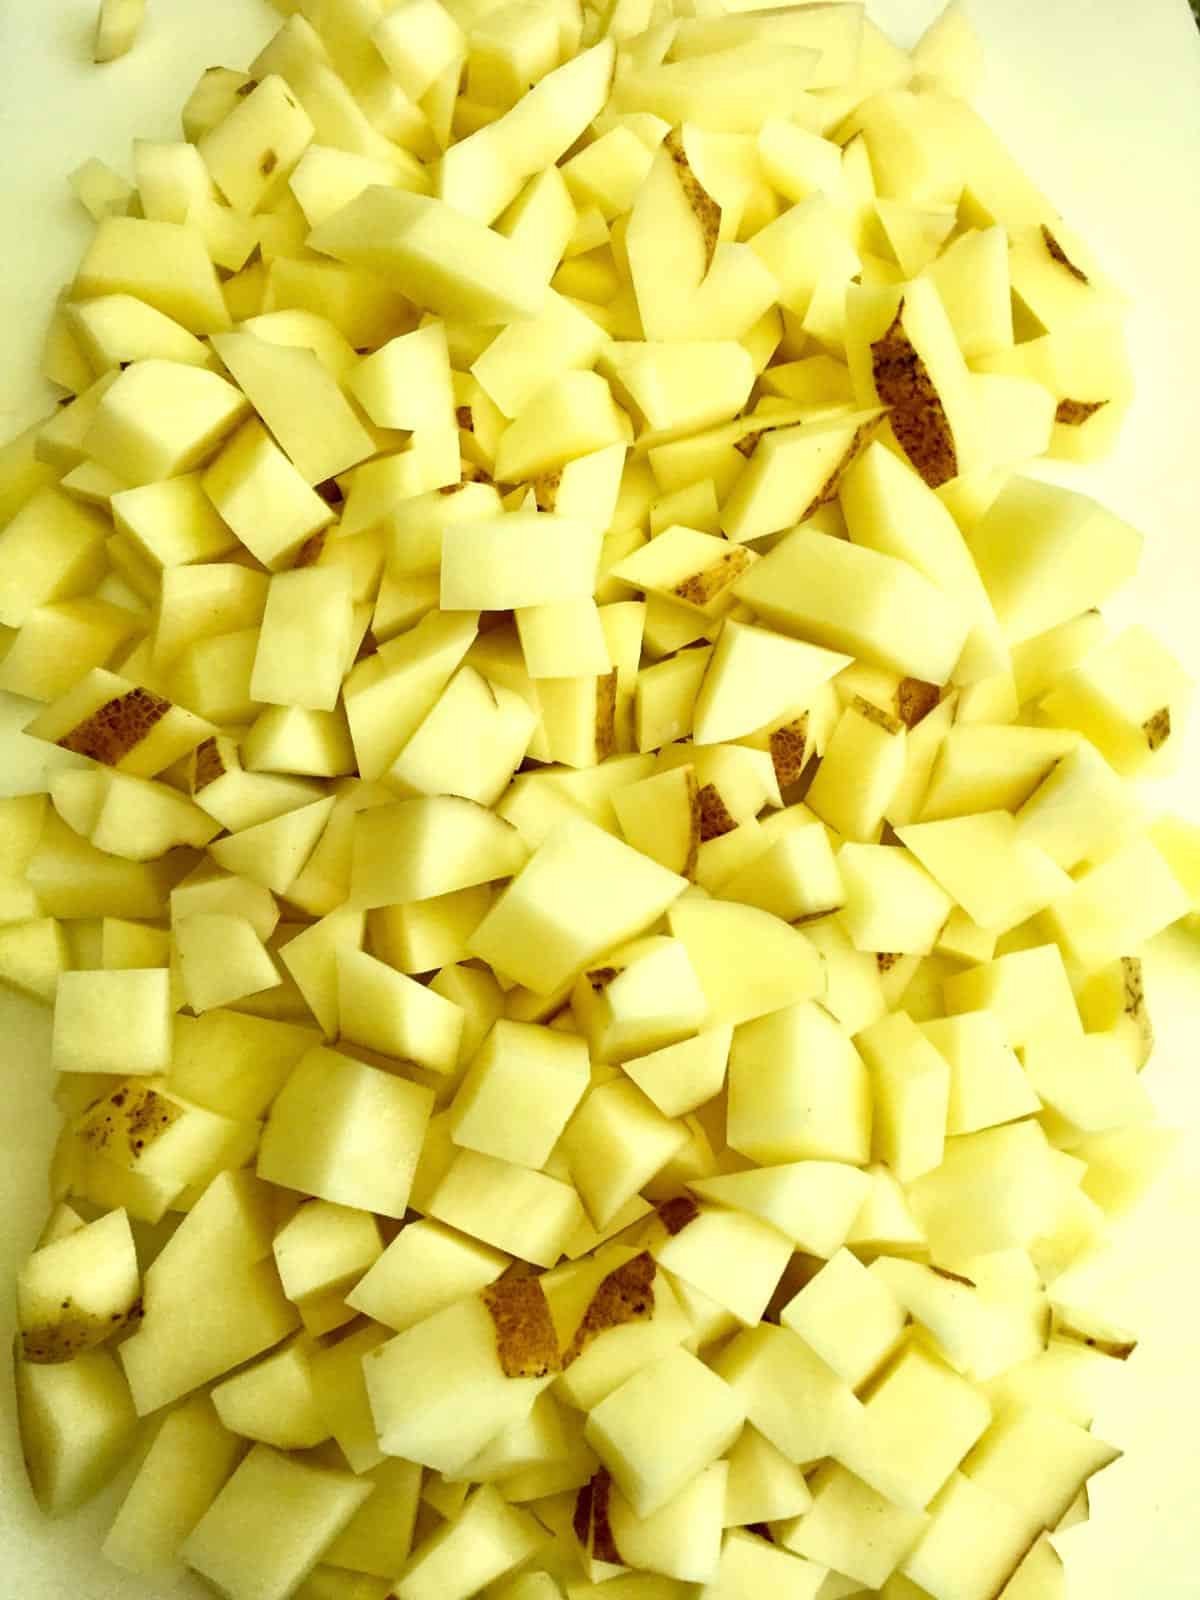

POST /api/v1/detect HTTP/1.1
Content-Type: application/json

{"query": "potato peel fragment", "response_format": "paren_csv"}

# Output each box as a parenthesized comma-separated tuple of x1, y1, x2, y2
(564, 1250, 657, 1368)
(664, 130, 720, 275)
(58, 687, 171, 765)
(871, 303, 959, 489)
(482, 1277, 561, 1379)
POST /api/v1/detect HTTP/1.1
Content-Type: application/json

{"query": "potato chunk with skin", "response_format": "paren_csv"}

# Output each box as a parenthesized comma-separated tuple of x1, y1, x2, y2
(18, 1210, 141, 1364)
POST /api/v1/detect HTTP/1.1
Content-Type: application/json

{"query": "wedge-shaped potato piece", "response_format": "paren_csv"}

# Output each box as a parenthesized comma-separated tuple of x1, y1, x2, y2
(210, 796, 336, 896)
(211, 331, 375, 485)
(713, 1321, 862, 1468)
(345, 609, 481, 781)
(0, 486, 110, 628)
(472, 291, 609, 420)
(667, 897, 823, 1027)
(16, 1347, 137, 1517)
(322, 1457, 422, 1580)
(0, 919, 70, 1004)
(611, 525, 754, 619)
(51, 768, 219, 860)
(807, 695, 906, 843)
(309, 186, 545, 323)
(845, 278, 977, 489)
(493, 371, 630, 483)
(211, 1338, 329, 1451)
(602, 341, 754, 437)
(389, 665, 537, 805)
(202, 418, 335, 570)
(840, 438, 1005, 682)
(352, 796, 527, 906)
(779, 1249, 906, 1394)
(626, 129, 721, 340)
(856, 1011, 950, 1183)
(349, 321, 455, 432)
(919, 723, 1078, 820)
(692, 1162, 870, 1262)
(963, 1408, 1120, 1534)
(73, 216, 231, 333)
(428, 1148, 586, 1267)
(723, 1425, 814, 1528)
(176, 912, 282, 1014)
(1042, 838, 1189, 971)
(702, 1528, 828, 1600)
(966, 477, 1142, 644)
(27, 667, 215, 777)
(103, 1396, 240, 1576)
(571, 935, 707, 1064)
(612, 766, 700, 877)
(835, 1342, 992, 1513)
(925, 224, 1013, 360)
(395, 1484, 545, 1600)
(613, 44, 821, 134)
(721, 410, 881, 545)
(17, 1209, 140, 1365)
(183, 1445, 373, 1600)
(259, 1046, 434, 1217)
(118, 1169, 299, 1413)
(920, 1013, 1041, 1137)
(870, 1259, 1045, 1386)
(336, 947, 464, 1073)
(438, 41, 615, 225)
(780, 1462, 929, 1590)
(374, 0, 465, 102)
(621, 1025, 731, 1121)
(692, 621, 849, 747)
(897, 811, 1073, 933)
(1038, 625, 1192, 777)
(348, 1218, 508, 1333)
(735, 530, 968, 685)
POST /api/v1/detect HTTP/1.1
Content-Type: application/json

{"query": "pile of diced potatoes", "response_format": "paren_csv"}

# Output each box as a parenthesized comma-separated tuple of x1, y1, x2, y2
(3, 1, 1199, 1597)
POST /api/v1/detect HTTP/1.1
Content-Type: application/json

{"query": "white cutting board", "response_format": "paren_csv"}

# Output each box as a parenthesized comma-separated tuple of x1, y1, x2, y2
(2, 2, 1200, 1596)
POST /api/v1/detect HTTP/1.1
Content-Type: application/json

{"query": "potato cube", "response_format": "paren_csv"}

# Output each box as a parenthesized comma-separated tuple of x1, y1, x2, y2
(16, 1347, 137, 1516)
(585, 1347, 745, 1518)
(450, 1019, 589, 1169)
(780, 1249, 907, 1390)
(103, 1396, 240, 1576)
(83, 360, 248, 486)
(347, 1219, 508, 1333)
(428, 1149, 585, 1267)
(73, 216, 231, 334)
(728, 1000, 871, 1166)
(781, 1463, 929, 1589)
(273, 1200, 382, 1306)
(364, 1287, 559, 1474)
(470, 817, 685, 994)
(250, 567, 354, 713)
(183, 1445, 372, 1600)
(52, 968, 171, 1076)
(835, 1343, 992, 1512)
(0, 487, 110, 628)
(203, 418, 334, 570)
(199, 74, 315, 213)
(258, 1046, 434, 1217)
